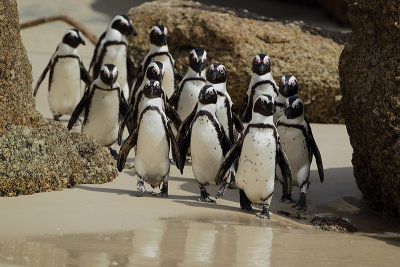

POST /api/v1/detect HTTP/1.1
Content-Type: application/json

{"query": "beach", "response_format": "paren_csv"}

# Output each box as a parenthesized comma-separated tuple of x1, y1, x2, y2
(0, 0, 399, 266)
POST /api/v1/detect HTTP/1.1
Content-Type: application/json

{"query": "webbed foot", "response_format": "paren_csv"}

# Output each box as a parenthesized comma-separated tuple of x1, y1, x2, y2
(292, 192, 307, 210)
(137, 178, 147, 193)
(256, 205, 270, 219)
(153, 182, 168, 198)
(281, 193, 295, 203)
(199, 190, 215, 203)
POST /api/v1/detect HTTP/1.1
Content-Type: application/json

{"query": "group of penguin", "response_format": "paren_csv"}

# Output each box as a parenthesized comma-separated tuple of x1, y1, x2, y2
(33, 14, 324, 219)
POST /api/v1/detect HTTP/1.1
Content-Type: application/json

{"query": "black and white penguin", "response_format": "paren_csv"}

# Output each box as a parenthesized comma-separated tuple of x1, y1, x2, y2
(68, 64, 126, 157)
(89, 15, 137, 103)
(33, 29, 91, 120)
(117, 80, 182, 197)
(139, 25, 181, 99)
(177, 85, 234, 202)
(169, 48, 207, 121)
(239, 54, 278, 122)
(118, 61, 166, 141)
(217, 94, 292, 219)
(274, 75, 299, 124)
(276, 96, 324, 210)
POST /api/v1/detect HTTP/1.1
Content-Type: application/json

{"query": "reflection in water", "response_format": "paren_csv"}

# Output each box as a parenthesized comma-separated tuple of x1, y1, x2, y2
(0, 217, 274, 267)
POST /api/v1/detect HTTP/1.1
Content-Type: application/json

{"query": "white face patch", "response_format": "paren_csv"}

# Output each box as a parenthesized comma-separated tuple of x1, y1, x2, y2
(154, 81, 160, 87)
(163, 26, 168, 35)
(291, 98, 302, 108)
(146, 80, 151, 86)
(280, 75, 286, 85)
(151, 26, 162, 35)
(101, 66, 110, 77)
(254, 55, 261, 64)
(263, 56, 270, 65)
(209, 64, 215, 71)
(201, 51, 207, 62)
(259, 95, 273, 104)
(206, 87, 214, 94)
(66, 29, 78, 38)
(288, 76, 297, 86)
(149, 62, 160, 75)
(190, 50, 199, 62)
(112, 67, 118, 78)
(216, 65, 225, 73)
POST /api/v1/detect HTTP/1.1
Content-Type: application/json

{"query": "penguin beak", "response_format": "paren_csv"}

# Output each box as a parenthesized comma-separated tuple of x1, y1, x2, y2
(131, 26, 137, 36)
(161, 34, 167, 46)
(80, 37, 86, 46)
(258, 63, 266, 75)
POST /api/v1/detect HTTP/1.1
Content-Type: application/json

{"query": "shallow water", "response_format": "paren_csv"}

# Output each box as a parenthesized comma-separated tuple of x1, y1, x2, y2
(1, 214, 399, 267)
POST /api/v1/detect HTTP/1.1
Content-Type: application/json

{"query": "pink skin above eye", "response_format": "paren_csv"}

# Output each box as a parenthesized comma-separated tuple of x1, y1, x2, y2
(210, 65, 215, 71)
(254, 56, 261, 64)
(263, 57, 270, 64)
(216, 65, 225, 72)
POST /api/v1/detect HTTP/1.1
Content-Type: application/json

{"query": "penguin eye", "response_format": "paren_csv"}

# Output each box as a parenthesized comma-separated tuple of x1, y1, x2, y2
(219, 69, 224, 73)
(152, 68, 156, 73)
(295, 104, 299, 108)
(153, 31, 158, 35)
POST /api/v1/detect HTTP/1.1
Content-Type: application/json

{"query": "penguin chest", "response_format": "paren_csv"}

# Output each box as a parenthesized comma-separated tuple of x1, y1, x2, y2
(153, 55, 174, 98)
(274, 105, 285, 124)
(135, 110, 170, 185)
(190, 116, 224, 185)
(103, 45, 129, 100)
(82, 90, 119, 146)
(177, 80, 205, 120)
(216, 96, 230, 139)
(236, 128, 276, 204)
(48, 57, 82, 115)
(277, 126, 310, 185)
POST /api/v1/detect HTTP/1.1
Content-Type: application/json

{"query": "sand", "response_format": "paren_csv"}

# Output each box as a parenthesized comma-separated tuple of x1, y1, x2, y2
(1, 1, 399, 266)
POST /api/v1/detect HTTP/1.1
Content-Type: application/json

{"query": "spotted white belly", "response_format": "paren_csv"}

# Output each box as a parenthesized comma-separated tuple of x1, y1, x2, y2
(103, 44, 129, 101)
(48, 57, 82, 116)
(177, 79, 205, 120)
(277, 125, 310, 187)
(191, 115, 224, 186)
(135, 109, 170, 186)
(82, 89, 119, 146)
(236, 127, 276, 204)
(152, 55, 174, 98)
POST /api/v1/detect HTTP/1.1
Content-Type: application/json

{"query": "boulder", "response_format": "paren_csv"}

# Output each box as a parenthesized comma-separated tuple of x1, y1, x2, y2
(339, 0, 400, 216)
(0, 0, 117, 197)
(316, 0, 350, 27)
(127, 0, 344, 123)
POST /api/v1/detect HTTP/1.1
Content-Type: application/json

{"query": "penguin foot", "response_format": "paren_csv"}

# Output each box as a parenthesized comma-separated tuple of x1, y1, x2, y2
(256, 205, 270, 219)
(109, 148, 119, 160)
(215, 183, 229, 199)
(137, 179, 147, 193)
(292, 192, 307, 210)
(153, 191, 168, 198)
(228, 181, 238, 189)
(53, 115, 62, 121)
(280, 193, 295, 203)
(199, 191, 215, 203)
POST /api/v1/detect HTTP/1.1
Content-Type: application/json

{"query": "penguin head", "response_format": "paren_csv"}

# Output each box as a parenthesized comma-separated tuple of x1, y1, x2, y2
(189, 48, 207, 76)
(252, 54, 271, 75)
(145, 61, 165, 82)
(284, 96, 304, 119)
(206, 63, 227, 84)
(198, 85, 217, 105)
(62, 29, 85, 48)
(111, 15, 137, 36)
(143, 80, 163, 99)
(279, 75, 299, 97)
(150, 25, 168, 46)
(253, 94, 275, 117)
(100, 64, 118, 89)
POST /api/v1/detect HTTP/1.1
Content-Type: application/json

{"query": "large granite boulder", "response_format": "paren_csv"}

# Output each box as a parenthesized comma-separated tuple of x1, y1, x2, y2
(127, 0, 344, 123)
(0, 0, 117, 196)
(339, 1, 400, 216)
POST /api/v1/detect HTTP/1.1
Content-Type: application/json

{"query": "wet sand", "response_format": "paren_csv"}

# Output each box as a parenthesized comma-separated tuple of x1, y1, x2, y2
(1, 0, 399, 266)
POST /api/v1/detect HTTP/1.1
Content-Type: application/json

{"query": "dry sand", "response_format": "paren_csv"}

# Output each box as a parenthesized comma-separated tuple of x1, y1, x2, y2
(0, 1, 399, 266)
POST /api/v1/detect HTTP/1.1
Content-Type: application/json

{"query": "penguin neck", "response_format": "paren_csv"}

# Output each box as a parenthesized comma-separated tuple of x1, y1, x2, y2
(104, 28, 126, 43)
(185, 67, 206, 79)
(278, 113, 305, 125)
(56, 43, 79, 57)
(275, 94, 288, 104)
(148, 43, 169, 54)
(206, 81, 226, 94)
(250, 112, 274, 126)
(197, 102, 217, 115)
(143, 96, 164, 109)
(250, 72, 273, 86)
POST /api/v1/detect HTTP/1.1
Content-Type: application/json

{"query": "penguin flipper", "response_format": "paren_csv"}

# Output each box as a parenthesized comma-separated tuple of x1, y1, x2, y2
(238, 94, 248, 121)
(117, 130, 138, 172)
(168, 87, 179, 109)
(305, 117, 324, 183)
(277, 143, 293, 195)
(167, 122, 183, 173)
(232, 111, 244, 133)
(33, 60, 52, 97)
(89, 31, 105, 73)
(118, 102, 136, 145)
(166, 102, 182, 130)
(176, 106, 196, 173)
(79, 60, 92, 86)
(67, 87, 90, 130)
(127, 55, 137, 90)
(216, 139, 243, 185)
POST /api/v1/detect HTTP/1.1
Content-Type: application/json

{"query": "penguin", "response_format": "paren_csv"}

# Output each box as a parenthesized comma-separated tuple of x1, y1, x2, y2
(139, 25, 181, 99)
(169, 48, 207, 121)
(89, 15, 137, 103)
(239, 54, 278, 123)
(276, 96, 324, 210)
(274, 75, 299, 124)
(68, 64, 126, 157)
(33, 29, 91, 121)
(117, 80, 182, 197)
(217, 94, 292, 219)
(177, 85, 234, 202)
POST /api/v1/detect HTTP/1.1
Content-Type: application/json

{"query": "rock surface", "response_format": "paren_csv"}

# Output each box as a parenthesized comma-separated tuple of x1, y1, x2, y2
(339, 0, 400, 216)
(0, 0, 117, 197)
(127, 0, 344, 123)
(316, 0, 350, 27)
